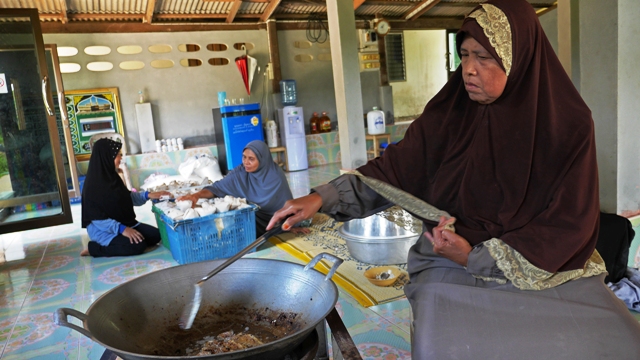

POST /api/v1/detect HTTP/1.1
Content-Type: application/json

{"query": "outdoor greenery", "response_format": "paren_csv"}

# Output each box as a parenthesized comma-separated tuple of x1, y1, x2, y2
(0, 132, 7, 176)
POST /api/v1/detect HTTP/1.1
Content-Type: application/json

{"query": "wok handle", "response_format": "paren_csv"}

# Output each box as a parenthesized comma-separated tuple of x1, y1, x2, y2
(304, 252, 343, 281)
(54, 307, 95, 339)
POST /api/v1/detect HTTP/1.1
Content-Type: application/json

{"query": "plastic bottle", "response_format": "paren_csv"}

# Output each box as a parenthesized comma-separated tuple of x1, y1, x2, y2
(138, 90, 145, 104)
(266, 120, 279, 147)
(310, 112, 320, 134)
(320, 112, 332, 133)
(367, 106, 386, 135)
(279, 79, 297, 106)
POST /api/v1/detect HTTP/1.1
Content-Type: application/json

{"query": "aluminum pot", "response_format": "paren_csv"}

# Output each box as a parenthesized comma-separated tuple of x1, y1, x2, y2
(338, 214, 419, 265)
(55, 253, 342, 360)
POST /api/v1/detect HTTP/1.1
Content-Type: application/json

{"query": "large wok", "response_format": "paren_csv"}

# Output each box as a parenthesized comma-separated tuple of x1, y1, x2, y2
(55, 253, 342, 360)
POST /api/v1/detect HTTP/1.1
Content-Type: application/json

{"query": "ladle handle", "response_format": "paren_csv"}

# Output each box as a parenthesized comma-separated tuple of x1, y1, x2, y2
(54, 308, 95, 339)
(199, 225, 285, 283)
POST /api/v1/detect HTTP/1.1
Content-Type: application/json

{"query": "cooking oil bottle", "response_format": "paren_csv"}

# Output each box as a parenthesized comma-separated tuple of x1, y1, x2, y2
(320, 111, 332, 133)
(310, 112, 320, 134)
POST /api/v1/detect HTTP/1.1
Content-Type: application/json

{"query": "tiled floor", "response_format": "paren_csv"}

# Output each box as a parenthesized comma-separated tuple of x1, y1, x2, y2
(0, 163, 412, 360)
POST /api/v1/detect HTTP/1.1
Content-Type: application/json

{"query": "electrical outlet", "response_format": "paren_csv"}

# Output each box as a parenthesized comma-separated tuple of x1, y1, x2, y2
(267, 63, 274, 80)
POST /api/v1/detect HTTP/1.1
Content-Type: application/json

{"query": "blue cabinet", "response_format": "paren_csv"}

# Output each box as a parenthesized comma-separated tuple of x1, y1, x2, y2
(212, 103, 264, 173)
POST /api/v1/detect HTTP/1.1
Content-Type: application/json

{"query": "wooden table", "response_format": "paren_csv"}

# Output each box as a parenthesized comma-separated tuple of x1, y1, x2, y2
(269, 146, 288, 171)
(365, 133, 391, 159)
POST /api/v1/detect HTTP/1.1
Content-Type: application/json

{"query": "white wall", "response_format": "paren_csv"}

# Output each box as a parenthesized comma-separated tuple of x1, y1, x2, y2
(539, 9, 559, 53)
(579, 0, 619, 213)
(43, 29, 450, 156)
(572, 0, 640, 215)
(392, 30, 448, 118)
(44, 30, 270, 154)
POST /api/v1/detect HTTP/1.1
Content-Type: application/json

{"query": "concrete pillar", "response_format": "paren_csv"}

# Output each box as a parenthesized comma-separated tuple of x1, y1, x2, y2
(378, 85, 394, 125)
(579, 0, 640, 215)
(616, 0, 640, 216)
(326, 0, 368, 170)
(557, 0, 581, 88)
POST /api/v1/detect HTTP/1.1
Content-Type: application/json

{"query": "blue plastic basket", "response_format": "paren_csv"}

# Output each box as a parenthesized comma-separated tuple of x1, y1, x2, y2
(152, 204, 258, 264)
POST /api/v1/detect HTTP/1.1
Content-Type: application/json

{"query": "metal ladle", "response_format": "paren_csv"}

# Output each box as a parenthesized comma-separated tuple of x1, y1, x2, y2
(179, 223, 287, 330)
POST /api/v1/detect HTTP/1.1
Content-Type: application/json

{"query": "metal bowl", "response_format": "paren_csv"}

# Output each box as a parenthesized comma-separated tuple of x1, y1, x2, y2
(338, 212, 420, 265)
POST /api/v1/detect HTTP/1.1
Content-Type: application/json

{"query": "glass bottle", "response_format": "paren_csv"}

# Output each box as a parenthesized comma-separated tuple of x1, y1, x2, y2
(310, 112, 320, 134)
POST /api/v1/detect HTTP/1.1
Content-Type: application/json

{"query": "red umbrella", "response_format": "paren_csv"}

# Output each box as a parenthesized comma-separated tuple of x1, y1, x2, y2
(235, 55, 250, 95)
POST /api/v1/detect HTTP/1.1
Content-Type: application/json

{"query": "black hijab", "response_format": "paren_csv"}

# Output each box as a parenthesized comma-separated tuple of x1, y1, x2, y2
(81, 139, 137, 228)
(358, 0, 599, 273)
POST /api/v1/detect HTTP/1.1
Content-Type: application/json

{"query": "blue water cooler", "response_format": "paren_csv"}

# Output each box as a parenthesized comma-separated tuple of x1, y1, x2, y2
(212, 103, 264, 174)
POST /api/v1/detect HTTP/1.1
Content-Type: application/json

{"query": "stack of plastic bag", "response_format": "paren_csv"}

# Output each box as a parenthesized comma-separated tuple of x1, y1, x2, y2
(141, 155, 223, 196)
(154, 195, 251, 222)
(179, 154, 223, 182)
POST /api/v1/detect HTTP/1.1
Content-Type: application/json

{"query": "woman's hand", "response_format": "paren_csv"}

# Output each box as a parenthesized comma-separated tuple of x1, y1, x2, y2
(148, 190, 172, 200)
(176, 189, 214, 208)
(426, 216, 472, 267)
(122, 227, 144, 244)
(176, 194, 200, 207)
(267, 193, 323, 231)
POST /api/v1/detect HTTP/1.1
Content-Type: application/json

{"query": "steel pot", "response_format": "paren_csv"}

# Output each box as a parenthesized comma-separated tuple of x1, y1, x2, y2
(338, 214, 419, 265)
(55, 253, 342, 360)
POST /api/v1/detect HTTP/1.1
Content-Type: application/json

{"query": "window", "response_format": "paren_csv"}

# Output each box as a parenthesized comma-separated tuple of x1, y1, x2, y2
(385, 33, 406, 82)
(446, 30, 461, 77)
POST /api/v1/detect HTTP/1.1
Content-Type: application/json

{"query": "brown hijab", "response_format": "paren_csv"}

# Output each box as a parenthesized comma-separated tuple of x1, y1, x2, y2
(358, 0, 599, 273)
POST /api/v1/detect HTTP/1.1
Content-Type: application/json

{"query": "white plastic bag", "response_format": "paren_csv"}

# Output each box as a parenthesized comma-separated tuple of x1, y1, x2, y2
(194, 156, 223, 182)
(178, 156, 199, 178)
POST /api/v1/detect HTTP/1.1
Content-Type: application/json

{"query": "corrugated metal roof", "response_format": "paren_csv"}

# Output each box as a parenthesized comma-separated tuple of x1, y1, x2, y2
(0, 0, 559, 24)
(426, 4, 476, 17)
(356, 4, 410, 19)
(275, 3, 325, 15)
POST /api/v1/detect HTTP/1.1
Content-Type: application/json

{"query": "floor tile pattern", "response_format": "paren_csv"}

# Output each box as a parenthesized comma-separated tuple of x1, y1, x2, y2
(0, 164, 412, 359)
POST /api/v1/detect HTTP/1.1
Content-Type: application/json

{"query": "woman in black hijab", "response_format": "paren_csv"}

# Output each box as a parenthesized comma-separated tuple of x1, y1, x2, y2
(268, 0, 640, 358)
(81, 138, 171, 257)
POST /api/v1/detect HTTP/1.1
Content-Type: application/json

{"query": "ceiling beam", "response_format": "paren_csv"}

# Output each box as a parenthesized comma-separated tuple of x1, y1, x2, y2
(275, 16, 463, 30)
(403, 0, 441, 21)
(56, 0, 68, 24)
(260, 0, 282, 22)
(226, 0, 243, 23)
(155, 13, 260, 20)
(203, 0, 267, 2)
(389, 17, 463, 30)
(40, 21, 266, 33)
(354, 0, 366, 10)
(40, 13, 145, 22)
(280, 0, 325, 5)
(144, 0, 157, 24)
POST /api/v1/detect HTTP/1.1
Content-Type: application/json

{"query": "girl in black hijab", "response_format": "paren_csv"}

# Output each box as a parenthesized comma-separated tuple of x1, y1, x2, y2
(81, 138, 171, 257)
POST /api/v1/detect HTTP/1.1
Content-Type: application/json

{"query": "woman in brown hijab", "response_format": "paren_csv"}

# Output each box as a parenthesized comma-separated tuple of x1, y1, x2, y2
(268, 0, 640, 358)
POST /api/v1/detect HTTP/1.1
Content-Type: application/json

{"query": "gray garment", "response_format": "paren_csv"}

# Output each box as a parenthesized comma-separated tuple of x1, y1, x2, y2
(315, 174, 640, 359)
(205, 140, 293, 236)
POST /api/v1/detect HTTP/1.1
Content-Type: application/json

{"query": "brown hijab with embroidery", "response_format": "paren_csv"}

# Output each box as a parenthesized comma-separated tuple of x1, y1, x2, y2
(358, 0, 599, 273)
